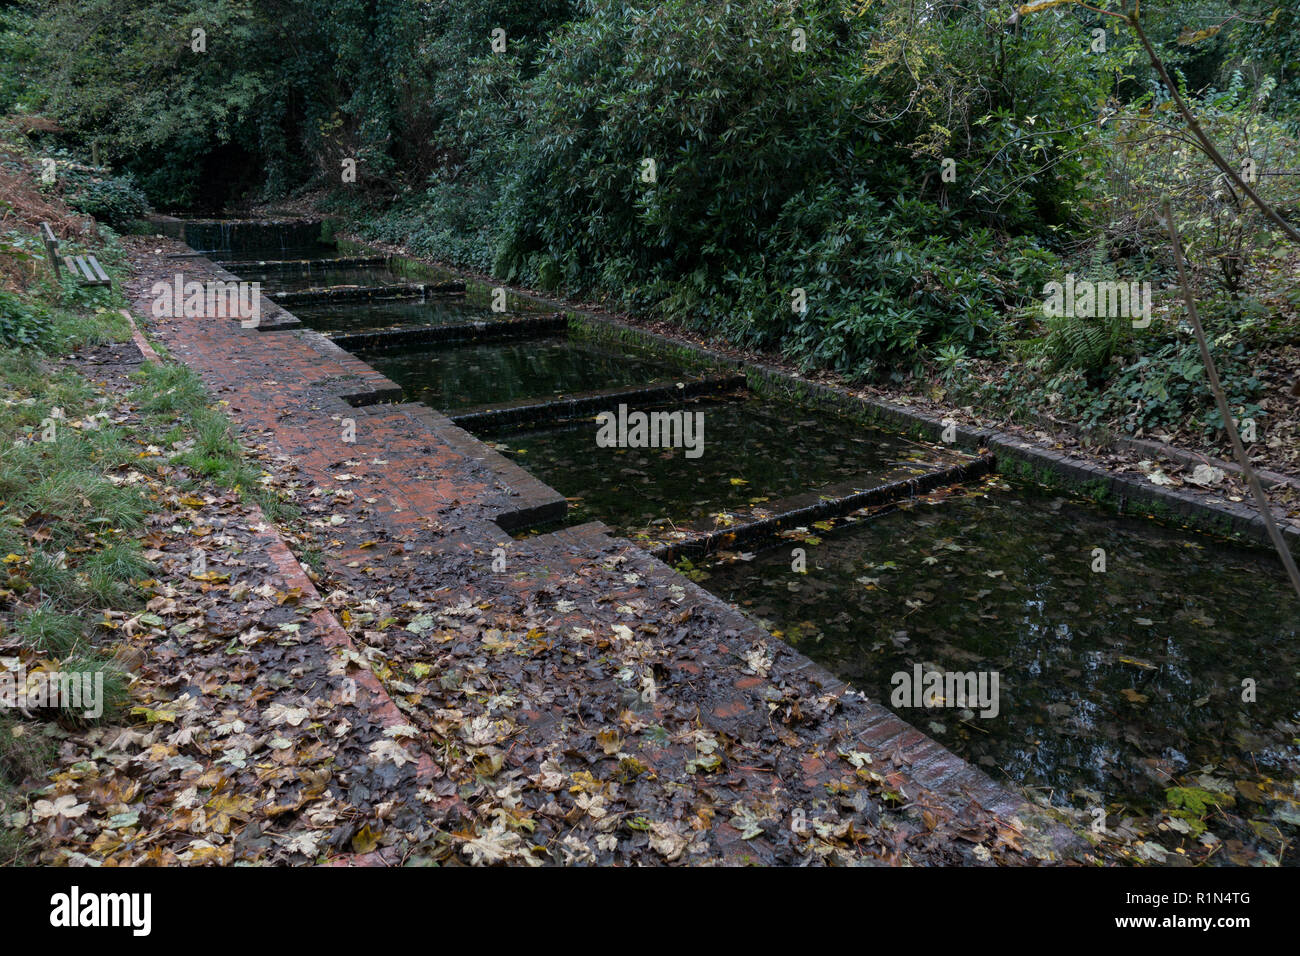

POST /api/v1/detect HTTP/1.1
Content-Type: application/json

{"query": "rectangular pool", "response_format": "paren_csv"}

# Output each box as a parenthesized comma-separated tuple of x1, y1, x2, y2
(356, 336, 687, 413)
(497, 396, 966, 543)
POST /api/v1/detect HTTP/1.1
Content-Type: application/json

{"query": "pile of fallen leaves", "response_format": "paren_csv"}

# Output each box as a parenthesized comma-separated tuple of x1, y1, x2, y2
(247, 468, 1070, 866)
(11, 349, 429, 865)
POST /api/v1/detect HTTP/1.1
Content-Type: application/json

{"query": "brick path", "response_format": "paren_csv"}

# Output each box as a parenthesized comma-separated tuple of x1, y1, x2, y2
(122, 237, 1083, 865)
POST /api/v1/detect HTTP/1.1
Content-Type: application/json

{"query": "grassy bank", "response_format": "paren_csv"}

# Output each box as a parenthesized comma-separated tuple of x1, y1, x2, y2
(0, 145, 296, 862)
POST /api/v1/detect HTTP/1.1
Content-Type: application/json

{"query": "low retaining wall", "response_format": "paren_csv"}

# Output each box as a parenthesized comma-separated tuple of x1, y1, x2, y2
(271, 280, 464, 305)
(650, 454, 995, 563)
(331, 313, 568, 351)
(451, 374, 747, 433)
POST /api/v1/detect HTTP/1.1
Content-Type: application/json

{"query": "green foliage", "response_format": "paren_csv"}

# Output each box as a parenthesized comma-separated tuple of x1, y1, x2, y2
(1033, 314, 1264, 438)
(934, 344, 970, 383)
(1045, 311, 1128, 374)
(0, 289, 51, 348)
(1094, 67, 1300, 298)
(22, 0, 580, 207)
(28, 0, 276, 207)
(0, 3, 39, 113)
(0, 226, 129, 351)
(423, 0, 1084, 376)
(55, 163, 148, 228)
(12, 0, 1298, 402)
(1044, 241, 1131, 374)
(14, 604, 85, 657)
(1238, 5, 1300, 122)
(0, 1, 1196, 373)
(1165, 785, 1233, 815)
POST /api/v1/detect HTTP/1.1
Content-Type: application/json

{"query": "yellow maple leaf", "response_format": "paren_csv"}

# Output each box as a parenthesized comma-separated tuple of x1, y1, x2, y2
(351, 823, 380, 854)
(190, 570, 230, 583)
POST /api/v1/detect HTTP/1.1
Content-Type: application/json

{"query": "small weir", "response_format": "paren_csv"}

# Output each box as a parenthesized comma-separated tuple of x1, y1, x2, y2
(148, 215, 332, 258)
(230, 262, 415, 293)
(270, 280, 463, 306)
(285, 298, 531, 336)
(449, 375, 747, 433)
(332, 314, 569, 350)
(218, 255, 389, 272)
(208, 231, 474, 324)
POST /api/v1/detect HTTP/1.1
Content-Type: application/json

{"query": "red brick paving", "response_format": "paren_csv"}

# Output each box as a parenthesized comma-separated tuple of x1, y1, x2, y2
(120, 237, 1084, 864)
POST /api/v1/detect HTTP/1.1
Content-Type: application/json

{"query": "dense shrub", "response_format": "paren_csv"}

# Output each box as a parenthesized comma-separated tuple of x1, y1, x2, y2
(436, 0, 1093, 375)
(57, 164, 148, 227)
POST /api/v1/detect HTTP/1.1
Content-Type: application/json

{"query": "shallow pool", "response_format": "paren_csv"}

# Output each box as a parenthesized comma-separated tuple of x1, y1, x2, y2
(498, 396, 963, 541)
(699, 478, 1300, 860)
(357, 336, 685, 413)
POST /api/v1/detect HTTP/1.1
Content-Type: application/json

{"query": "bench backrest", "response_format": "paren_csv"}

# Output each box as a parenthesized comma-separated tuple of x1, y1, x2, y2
(39, 222, 60, 276)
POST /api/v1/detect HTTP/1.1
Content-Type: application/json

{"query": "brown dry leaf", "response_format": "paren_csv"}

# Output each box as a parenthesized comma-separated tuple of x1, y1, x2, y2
(648, 821, 688, 861)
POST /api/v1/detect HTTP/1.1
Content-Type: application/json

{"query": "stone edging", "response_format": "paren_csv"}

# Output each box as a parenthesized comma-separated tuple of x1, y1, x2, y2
(649, 454, 995, 563)
(329, 313, 568, 351)
(450, 374, 748, 433)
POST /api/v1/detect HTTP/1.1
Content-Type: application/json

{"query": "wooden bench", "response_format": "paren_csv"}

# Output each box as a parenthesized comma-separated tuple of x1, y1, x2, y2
(39, 222, 111, 287)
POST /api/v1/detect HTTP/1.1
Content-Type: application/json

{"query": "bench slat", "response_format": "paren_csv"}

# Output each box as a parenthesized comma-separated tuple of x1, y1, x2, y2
(86, 256, 111, 284)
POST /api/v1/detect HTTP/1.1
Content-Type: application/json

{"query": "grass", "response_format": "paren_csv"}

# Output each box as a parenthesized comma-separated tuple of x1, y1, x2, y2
(0, 230, 299, 861)
(138, 361, 300, 522)
(0, 275, 139, 858)
(13, 604, 84, 657)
